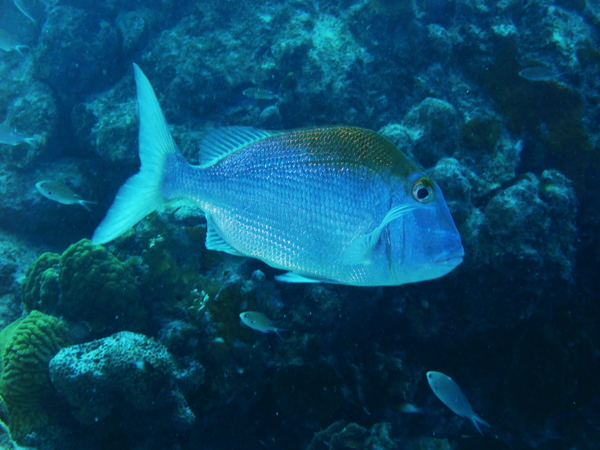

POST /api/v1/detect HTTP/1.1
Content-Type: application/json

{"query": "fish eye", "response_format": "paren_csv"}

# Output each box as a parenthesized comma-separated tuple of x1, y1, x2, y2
(412, 178, 435, 203)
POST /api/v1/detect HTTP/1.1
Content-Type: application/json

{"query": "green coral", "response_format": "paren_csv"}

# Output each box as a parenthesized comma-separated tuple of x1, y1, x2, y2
(0, 311, 69, 442)
(20, 252, 60, 312)
(461, 116, 501, 152)
(22, 239, 146, 335)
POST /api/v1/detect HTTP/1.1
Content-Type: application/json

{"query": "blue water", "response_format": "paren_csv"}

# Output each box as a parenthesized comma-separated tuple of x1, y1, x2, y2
(0, 0, 599, 449)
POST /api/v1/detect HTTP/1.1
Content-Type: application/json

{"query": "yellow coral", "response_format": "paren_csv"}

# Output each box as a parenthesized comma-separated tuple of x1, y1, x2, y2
(0, 311, 69, 442)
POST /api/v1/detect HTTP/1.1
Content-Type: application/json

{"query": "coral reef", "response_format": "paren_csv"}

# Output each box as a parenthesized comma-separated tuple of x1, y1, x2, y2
(306, 420, 451, 450)
(0, 311, 69, 442)
(49, 331, 197, 435)
(0, 0, 598, 448)
(400, 97, 459, 168)
(21, 239, 146, 336)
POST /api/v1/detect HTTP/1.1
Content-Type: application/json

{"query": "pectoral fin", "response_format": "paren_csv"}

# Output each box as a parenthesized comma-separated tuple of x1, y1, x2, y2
(341, 204, 420, 265)
(275, 272, 323, 283)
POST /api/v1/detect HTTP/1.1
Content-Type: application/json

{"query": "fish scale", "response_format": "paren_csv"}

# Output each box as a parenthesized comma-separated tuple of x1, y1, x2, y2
(92, 64, 464, 286)
(167, 129, 393, 278)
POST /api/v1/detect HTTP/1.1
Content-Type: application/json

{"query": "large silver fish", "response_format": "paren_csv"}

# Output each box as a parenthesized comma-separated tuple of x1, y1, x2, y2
(92, 64, 464, 286)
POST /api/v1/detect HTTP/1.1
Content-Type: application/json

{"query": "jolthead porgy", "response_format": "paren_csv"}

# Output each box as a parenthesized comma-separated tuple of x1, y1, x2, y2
(92, 64, 464, 286)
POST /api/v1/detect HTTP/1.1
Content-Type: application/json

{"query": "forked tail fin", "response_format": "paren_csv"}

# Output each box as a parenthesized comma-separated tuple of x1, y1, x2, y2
(92, 63, 179, 245)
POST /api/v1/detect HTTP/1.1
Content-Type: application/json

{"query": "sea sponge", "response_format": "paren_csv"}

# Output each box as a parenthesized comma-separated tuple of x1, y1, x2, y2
(0, 311, 69, 441)
(22, 239, 146, 336)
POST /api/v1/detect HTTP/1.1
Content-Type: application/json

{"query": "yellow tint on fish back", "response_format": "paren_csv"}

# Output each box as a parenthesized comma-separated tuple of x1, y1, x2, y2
(284, 126, 421, 184)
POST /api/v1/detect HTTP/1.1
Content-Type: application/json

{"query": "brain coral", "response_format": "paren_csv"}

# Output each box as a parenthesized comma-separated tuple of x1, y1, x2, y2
(49, 331, 196, 430)
(21, 239, 146, 336)
(0, 311, 69, 442)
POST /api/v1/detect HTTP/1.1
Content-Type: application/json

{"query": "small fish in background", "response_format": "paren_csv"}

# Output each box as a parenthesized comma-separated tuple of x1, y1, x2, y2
(239, 311, 287, 336)
(397, 402, 424, 414)
(514, 139, 524, 154)
(242, 87, 279, 100)
(0, 121, 37, 147)
(35, 181, 97, 211)
(518, 65, 562, 82)
(13, 0, 36, 24)
(426, 371, 490, 434)
(0, 29, 29, 55)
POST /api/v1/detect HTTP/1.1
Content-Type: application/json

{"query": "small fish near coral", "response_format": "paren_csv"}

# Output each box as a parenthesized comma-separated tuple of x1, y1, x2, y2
(518, 66, 562, 82)
(0, 122, 36, 147)
(36, 181, 97, 211)
(426, 371, 490, 434)
(242, 87, 279, 100)
(239, 311, 287, 336)
(92, 64, 464, 286)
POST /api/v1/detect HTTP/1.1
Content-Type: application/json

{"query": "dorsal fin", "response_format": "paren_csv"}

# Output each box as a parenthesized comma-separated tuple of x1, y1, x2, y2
(199, 126, 277, 166)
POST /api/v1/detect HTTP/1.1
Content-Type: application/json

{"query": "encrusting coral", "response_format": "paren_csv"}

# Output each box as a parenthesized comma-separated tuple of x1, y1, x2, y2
(21, 239, 146, 336)
(0, 311, 69, 441)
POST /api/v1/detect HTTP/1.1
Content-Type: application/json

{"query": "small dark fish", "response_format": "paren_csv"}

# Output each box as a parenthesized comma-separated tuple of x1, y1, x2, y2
(518, 66, 560, 82)
(243, 87, 278, 100)
(397, 402, 424, 414)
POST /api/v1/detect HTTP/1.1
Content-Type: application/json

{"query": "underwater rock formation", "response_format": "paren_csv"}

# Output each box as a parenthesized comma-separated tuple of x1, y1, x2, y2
(49, 331, 196, 429)
(0, 311, 69, 441)
(306, 420, 448, 450)
(400, 97, 460, 169)
(33, 5, 121, 107)
(418, 165, 578, 333)
(0, 80, 58, 169)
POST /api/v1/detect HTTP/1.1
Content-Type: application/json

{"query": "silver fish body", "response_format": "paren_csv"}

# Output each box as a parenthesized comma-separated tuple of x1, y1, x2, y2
(427, 371, 490, 434)
(0, 123, 36, 147)
(93, 64, 464, 286)
(518, 66, 561, 82)
(239, 311, 282, 334)
(242, 87, 278, 100)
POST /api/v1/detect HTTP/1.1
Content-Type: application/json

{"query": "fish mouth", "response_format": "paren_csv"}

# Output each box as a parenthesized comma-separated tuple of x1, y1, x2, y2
(434, 247, 465, 266)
